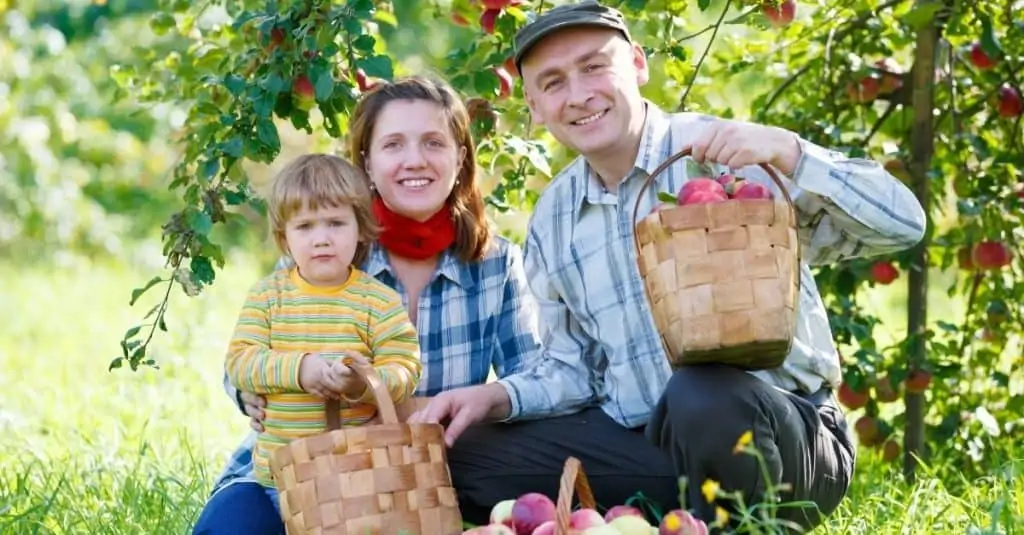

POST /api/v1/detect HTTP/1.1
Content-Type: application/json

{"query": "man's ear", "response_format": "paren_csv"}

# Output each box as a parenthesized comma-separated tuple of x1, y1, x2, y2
(523, 86, 545, 126)
(631, 42, 650, 87)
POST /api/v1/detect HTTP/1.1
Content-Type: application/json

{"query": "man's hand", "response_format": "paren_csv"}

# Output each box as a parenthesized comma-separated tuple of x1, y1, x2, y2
(407, 383, 512, 447)
(241, 391, 266, 433)
(689, 119, 803, 176)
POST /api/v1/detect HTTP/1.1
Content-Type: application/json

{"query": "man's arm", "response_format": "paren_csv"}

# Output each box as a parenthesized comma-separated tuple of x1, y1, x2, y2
(494, 226, 602, 421)
(491, 242, 543, 379)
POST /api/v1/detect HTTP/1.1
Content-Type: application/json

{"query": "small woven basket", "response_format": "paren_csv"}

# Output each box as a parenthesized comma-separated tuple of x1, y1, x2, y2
(631, 148, 801, 370)
(268, 361, 463, 535)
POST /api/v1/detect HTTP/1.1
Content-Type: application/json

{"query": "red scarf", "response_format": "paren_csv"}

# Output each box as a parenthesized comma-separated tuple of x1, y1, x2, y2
(372, 197, 456, 259)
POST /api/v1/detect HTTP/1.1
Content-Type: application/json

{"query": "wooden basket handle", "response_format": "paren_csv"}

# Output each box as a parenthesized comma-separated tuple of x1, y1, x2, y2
(629, 146, 796, 234)
(555, 457, 596, 535)
(325, 355, 399, 431)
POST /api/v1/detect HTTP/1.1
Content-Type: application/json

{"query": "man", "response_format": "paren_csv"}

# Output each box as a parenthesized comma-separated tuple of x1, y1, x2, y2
(409, 0, 926, 531)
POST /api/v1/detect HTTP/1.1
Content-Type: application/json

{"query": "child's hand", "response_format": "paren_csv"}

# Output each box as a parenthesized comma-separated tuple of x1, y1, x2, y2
(298, 353, 341, 399)
(326, 353, 370, 401)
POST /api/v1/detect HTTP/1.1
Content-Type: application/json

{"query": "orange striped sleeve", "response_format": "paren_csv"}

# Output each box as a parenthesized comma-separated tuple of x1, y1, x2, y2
(224, 276, 307, 394)
(351, 277, 421, 406)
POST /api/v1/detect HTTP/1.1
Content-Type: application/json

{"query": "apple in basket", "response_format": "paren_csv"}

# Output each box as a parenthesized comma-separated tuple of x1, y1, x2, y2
(677, 178, 728, 205)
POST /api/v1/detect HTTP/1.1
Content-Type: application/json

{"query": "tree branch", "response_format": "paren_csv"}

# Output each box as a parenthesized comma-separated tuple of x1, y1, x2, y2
(677, 0, 733, 112)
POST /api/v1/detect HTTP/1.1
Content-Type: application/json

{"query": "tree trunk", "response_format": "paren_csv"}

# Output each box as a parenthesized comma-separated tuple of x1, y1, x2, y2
(904, 0, 943, 483)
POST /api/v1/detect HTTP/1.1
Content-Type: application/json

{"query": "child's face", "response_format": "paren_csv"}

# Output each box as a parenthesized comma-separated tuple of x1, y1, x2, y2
(284, 202, 360, 286)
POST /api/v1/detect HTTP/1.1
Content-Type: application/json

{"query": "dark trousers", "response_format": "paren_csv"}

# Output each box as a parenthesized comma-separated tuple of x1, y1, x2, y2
(191, 481, 284, 535)
(447, 365, 856, 532)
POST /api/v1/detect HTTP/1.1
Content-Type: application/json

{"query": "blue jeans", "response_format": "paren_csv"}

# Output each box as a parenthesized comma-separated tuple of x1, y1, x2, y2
(191, 480, 284, 535)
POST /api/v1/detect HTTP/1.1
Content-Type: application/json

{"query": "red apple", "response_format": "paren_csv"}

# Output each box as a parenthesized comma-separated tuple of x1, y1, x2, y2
(480, 8, 499, 34)
(971, 241, 1012, 270)
(957, 246, 975, 270)
(905, 370, 931, 394)
(355, 69, 378, 92)
(292, 74, 315, 110)
(570, 509, 605, 530)
(463, 525, 516, 535)
(881, 439, 900, 463)
(678, 178, 727, 204)
(510, 493, 556, 535)
(874, 375, 900, 403)
(732, 181, 773, 200)
(969, 42, 998, 70)
(869, 261, 898, 285)
(683, 190, 728, 205)
(846, 76, 881, 103)
(854, 415, 879, 445)
(997, 84, 1023, 118)
(874, 58, 903, 94)
(659, 509, 709, 535)
(530, 521, 555, 535)
(837, 382, 869, 410)
(715, 173, 742, 195)
(504, 55, 519, 78)
(762, 0, 796, 27)
(490, 499, 515, 527)
(603, 505, 644, 523)
(492, 67, 513, 99)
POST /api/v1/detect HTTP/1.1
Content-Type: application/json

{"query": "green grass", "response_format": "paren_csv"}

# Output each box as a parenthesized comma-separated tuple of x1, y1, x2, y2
(0, 253, 1020, 534)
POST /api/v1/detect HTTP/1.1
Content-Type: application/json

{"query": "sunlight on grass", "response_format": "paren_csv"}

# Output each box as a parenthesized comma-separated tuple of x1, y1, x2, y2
(0, 252, 1020, 534)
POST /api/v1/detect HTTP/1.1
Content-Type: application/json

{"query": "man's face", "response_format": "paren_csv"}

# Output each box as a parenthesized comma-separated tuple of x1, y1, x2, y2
(519, 26, 649, 159)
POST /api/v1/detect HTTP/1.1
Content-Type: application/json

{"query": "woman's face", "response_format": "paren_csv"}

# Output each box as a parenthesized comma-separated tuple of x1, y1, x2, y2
(365, 99, 465, 222)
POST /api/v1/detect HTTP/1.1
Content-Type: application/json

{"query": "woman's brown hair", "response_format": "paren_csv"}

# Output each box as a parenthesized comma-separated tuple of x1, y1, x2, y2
(268, 153, 380, 268)
(348, 76, 493, 263)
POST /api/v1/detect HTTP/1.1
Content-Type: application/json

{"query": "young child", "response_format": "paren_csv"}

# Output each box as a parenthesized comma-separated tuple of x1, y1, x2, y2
(224, 153, 422, 511)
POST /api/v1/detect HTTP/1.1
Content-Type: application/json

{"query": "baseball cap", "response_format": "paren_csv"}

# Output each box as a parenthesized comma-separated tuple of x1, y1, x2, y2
(513, 0, 632, 73)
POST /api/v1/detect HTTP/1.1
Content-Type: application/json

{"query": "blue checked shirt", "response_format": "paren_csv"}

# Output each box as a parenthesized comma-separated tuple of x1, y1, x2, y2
(213, 236, 541, 491)
(496, 101, 927, 429)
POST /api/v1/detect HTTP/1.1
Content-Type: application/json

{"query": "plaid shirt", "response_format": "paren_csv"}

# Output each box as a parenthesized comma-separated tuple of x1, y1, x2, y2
(497, 101, 927, 429)
(213, 236, 541, 491)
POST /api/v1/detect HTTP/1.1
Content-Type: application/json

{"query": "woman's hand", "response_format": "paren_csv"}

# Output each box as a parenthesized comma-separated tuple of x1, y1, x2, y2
(241, 391, 267, 432)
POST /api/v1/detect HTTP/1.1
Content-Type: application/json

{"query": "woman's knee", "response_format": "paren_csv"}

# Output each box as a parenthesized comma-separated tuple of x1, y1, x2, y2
(192, 481, 283, 535)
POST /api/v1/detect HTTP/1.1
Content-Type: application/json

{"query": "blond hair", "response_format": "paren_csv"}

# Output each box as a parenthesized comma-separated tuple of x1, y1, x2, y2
(348, 76, 493, 263)
(268, 153, 380, 267)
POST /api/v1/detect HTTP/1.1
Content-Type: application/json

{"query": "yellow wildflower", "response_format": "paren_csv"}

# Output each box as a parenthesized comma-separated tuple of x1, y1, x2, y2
(701, 478, 720, 504)
(716, 506, 730, 526)
(733, 430, 753, 454)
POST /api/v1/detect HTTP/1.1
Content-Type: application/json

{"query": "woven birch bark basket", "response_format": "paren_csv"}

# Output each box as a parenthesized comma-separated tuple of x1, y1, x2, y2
(268, 360, 463, 535)
(631, 147, 801, 370)
(554, 457, 596, 534)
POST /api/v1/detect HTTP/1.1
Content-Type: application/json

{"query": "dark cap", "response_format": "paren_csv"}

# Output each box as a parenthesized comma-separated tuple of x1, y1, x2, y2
(513, 0, 632, 74)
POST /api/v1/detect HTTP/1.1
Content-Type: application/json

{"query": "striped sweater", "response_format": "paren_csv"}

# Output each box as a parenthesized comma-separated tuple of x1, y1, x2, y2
(225, 266, 422, 487)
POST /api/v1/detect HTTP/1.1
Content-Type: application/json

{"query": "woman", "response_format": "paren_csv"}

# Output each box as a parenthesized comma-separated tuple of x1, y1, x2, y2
(192, 76, 541, 535)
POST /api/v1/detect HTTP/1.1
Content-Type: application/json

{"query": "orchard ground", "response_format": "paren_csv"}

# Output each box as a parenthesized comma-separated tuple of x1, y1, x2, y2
(0, 247, 1019, 534)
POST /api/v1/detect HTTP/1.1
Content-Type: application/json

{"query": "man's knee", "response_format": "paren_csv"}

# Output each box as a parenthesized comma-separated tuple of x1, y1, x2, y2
(661, 365, 764, 433)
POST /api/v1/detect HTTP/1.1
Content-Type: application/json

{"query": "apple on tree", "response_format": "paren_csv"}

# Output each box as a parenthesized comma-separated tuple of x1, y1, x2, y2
(869, 261, 898, 285)
(968, 41, 998, 69)
(996, 84, 1022, 118)
(761, 0, 796, 27)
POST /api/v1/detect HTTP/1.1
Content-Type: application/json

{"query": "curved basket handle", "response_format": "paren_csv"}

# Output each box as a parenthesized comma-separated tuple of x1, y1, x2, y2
(555, 457, 595, 535)
(325, 355, 399, 431)
(629, 146, 796, 233)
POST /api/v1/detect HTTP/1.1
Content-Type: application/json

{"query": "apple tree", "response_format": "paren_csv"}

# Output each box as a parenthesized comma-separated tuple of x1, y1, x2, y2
(113, 0, 1023, 483)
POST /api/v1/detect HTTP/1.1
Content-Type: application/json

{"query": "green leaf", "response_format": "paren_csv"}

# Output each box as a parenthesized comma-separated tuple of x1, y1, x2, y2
(191, 256, 216, 285)
(130, 276, 164, 306)
(202, 157, 220, 181)
(353, 34, 376, 53)
(658, 191, 678, 203)
(356, 55, 393, 80)
(225, 189, 248, 205)
(257, 118, 281, 154)
(150, 12, 177, 35)
(109, 357, 124, 371)
(900, 4, 943, 29)
(698, 0, 711, 10)
(979, 15, 1002, 59)
(124, 325, 143, 339)
(262, 73, 285, 95)
(224, 74, 246, 96)
(188, 210, 213, 236)
(223, 136, 244, 158)
(314, 71, 335, 102)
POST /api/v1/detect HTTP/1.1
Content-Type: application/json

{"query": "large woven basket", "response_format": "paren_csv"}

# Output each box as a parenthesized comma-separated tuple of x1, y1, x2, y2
(268, 361, 463, 535)
(631, 148, 801, 370)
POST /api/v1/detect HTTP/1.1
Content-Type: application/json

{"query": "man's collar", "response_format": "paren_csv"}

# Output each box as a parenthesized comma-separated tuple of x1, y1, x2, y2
(581, 100, 672, 206)
(364, 242, 475, 289)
